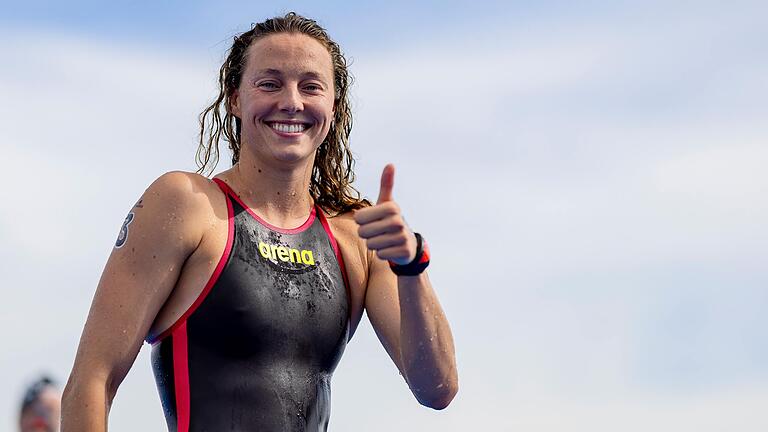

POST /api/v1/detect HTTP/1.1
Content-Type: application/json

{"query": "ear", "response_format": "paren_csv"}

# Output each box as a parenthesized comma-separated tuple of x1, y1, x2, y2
(229, 89, 241, 118)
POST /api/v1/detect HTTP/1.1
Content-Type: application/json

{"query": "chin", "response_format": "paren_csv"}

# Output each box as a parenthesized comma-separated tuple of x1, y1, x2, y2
(268, 146, 318, 164)
(243, 131, 321, 165)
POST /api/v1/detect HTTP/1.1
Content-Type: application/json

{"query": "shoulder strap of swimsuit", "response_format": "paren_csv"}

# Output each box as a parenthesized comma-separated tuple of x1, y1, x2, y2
(212, 178, 234, 201)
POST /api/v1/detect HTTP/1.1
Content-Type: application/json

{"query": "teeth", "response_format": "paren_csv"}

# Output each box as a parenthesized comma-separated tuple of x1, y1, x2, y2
(270, 122, 307, 133)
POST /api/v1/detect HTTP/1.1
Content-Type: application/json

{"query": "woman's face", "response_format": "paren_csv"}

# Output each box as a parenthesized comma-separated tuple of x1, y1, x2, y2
(231, 33, 336, 166)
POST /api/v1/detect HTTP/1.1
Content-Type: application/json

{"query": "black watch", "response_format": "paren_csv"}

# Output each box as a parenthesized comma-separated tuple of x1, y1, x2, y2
(388, 232, 430, 276)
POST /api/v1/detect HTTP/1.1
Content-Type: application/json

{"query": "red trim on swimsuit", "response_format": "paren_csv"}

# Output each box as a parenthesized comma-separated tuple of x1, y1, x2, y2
(172, 322, 190, 432)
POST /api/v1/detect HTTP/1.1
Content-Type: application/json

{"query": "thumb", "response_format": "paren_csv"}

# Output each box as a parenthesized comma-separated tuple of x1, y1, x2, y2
(377, 164, 395, 204)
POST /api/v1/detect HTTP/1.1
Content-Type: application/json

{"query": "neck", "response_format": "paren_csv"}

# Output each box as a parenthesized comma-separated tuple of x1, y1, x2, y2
(227, 150, 316, 228)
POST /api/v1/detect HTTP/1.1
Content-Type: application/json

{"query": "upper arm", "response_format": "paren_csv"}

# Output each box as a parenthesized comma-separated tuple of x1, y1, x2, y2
(69, 171, 205, 394)
(364, 247, 407, 375)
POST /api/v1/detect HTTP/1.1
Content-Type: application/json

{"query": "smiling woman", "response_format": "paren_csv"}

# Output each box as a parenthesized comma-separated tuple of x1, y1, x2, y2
(229, 33, 336, 168)
(196, 13, 363, 216)
(61, 12, 458, 432)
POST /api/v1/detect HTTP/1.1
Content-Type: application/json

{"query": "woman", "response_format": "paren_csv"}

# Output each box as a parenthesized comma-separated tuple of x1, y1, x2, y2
(62, 12, 457, 431)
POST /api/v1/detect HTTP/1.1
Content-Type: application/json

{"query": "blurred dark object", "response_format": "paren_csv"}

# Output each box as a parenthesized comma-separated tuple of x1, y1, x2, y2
(19, 375, 61, 432)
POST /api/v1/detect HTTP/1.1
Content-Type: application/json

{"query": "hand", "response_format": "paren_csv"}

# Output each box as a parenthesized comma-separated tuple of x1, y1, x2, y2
(354, 164, 418, 265)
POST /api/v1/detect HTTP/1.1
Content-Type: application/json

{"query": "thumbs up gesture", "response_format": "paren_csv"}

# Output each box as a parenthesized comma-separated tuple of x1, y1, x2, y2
(354, 164, 418, 265)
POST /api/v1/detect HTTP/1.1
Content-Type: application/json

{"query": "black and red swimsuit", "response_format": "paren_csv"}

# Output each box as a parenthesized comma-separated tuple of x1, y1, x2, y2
(147, 178, 351, 432)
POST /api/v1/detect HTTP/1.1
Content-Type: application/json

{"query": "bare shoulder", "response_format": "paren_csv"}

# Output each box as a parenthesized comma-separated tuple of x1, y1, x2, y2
(140, 171, 226, 220)
(123, 171, 228, 253)
(145, 171, 220, 207)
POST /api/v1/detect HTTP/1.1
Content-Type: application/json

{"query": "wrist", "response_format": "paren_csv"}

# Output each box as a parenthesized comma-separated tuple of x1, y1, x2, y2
(388, 232, 430, 276)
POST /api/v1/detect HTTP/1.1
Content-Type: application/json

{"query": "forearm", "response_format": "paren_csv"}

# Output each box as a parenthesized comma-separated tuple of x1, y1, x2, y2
(61, 375, 112, 432)
(398, 271, 458, 409)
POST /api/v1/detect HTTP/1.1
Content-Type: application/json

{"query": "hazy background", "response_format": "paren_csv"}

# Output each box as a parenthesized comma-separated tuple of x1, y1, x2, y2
(2, 1, 767, 430)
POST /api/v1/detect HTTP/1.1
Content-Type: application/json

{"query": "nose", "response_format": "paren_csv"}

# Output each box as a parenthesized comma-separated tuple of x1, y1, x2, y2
(278, 84, 303, 114)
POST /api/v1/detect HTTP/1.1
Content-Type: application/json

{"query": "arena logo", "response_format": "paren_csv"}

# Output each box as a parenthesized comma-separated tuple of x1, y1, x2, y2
(258, 241, 316, 266)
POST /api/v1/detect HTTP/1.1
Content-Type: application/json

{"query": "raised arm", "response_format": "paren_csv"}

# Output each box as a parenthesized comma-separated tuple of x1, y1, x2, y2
(355, 165, 458, 409)
(61, 172, 206, 431)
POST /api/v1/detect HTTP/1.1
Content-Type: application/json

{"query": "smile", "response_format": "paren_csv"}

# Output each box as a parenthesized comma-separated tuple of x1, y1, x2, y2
(267, 122, 311, 134)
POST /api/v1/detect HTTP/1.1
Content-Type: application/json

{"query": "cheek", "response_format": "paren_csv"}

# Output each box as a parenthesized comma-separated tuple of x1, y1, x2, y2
(320, 94, 335, 116)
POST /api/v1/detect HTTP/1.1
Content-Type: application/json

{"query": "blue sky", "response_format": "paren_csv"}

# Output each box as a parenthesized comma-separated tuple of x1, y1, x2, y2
(0, 0, 522, 48)
(1, 1, 767, 431)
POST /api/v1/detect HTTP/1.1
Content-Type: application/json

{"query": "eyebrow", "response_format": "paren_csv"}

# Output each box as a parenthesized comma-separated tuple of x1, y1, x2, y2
(256, 68, 328, 81)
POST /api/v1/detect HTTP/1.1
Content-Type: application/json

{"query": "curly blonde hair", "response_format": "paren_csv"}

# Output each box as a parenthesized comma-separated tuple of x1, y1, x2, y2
(196, 12, 370, 215)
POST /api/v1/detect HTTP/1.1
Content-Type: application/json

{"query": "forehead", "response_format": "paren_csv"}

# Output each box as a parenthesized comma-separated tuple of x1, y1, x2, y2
(245, 33, 333, 79)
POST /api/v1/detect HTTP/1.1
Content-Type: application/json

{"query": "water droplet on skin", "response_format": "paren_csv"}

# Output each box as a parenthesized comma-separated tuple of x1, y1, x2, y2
(429, 337, 434, 341)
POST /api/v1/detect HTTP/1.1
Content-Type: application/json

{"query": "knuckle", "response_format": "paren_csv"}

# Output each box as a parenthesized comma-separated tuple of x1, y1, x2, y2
(382, 202, 398, 215)
(394, 220, 406, 231)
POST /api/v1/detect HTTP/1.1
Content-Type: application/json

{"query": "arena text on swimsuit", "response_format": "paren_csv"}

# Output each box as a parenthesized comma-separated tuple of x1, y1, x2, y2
(258, 241, 316, 266)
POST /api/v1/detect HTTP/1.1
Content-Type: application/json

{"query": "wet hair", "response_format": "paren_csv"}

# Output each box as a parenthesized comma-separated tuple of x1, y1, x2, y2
(20, 375, 56, 412)
(197, 12, 370, 215)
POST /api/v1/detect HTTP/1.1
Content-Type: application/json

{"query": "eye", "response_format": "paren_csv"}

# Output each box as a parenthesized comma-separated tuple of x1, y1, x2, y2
(304, 83, 323, 92)
(258, 81, 279, 90)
